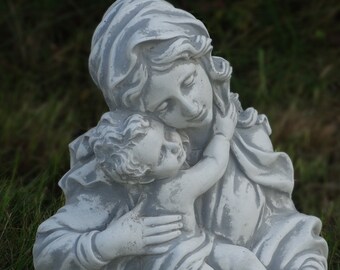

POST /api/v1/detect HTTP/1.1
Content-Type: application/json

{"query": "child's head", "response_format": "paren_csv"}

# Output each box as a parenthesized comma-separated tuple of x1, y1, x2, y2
(91, 112, 187, 185)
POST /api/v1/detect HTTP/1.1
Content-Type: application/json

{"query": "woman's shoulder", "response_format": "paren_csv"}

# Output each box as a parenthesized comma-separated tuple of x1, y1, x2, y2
(235, 108, 273, 152)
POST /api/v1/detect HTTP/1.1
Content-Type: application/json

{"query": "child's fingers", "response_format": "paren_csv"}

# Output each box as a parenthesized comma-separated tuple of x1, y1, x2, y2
(144, 230, 181, 245)
(226, 102, 236, 117)
(226, 104, 232, 116)
(144, 222, 183, 236)
(230, 103, 234, 118)
(232, 103, 236, 116)
(233, 104, 237, 120)
(230, 103, 237, 121)
(143, 215, 182, 226)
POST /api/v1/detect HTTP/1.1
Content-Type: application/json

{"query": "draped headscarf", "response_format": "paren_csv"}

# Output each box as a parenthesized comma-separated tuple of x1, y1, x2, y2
(89, 0, 231, 112)
(85, 0, 294, 196)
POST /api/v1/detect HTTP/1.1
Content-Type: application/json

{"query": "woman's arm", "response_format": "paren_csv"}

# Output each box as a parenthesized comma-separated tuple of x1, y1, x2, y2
(33, 184, 183, 270)
(33, 194, 112, 270)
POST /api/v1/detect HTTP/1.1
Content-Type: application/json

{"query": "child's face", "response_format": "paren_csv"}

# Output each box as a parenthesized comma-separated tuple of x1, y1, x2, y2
(132, 119, 186, 179)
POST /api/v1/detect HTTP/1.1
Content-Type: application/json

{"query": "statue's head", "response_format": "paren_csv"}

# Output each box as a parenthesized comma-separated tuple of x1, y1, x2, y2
(89, 0, 232, 125)
(90, 112, 189, 184)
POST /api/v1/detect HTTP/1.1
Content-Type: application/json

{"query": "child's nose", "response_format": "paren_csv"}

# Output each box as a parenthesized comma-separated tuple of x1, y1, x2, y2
(167, 141, 180, 154)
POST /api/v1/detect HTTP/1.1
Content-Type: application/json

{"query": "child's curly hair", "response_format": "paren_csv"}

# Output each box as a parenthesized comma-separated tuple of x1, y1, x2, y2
(89, 112, 189, 185)
(89, 112, 155, 184)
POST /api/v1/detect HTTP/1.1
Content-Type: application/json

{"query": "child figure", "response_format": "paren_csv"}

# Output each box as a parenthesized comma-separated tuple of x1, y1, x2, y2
(90, 104, 237, 270)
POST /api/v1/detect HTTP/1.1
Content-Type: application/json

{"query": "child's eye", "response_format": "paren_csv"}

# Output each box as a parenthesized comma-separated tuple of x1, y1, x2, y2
(158, 146, 166, 164)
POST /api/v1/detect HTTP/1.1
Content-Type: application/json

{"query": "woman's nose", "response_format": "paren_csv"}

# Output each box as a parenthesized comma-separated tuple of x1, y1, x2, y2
(177, 97, 198, 117)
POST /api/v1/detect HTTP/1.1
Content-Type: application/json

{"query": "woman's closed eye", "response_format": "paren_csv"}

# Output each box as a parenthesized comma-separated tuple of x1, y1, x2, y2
(155, 100, 170, 113)
(181, 71, 197, 88)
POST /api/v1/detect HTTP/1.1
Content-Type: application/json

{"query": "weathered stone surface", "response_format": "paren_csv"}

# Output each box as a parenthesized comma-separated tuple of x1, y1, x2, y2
(33, 1, 328, 269)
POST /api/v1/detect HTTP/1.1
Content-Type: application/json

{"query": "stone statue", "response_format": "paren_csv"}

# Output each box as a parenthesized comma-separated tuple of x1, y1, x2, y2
(33, 0, 328, 269)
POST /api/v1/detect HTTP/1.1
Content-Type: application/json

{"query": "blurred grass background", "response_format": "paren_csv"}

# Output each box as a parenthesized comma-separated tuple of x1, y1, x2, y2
(0, 0, 339, 269)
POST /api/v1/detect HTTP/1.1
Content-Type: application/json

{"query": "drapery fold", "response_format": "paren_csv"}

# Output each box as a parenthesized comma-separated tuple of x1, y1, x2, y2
(34, 104, 327, 270)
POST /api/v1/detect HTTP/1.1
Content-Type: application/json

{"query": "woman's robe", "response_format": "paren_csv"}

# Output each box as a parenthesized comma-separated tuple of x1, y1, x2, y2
(33, 103, 328, 270)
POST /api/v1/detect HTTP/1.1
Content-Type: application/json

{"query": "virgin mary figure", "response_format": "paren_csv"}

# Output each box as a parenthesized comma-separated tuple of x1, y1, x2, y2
(33, 0, 328, 269)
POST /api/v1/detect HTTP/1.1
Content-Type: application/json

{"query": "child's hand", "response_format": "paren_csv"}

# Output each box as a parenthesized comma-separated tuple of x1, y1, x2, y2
(214, 102, 237, 140)
(95, 200, 183, 260)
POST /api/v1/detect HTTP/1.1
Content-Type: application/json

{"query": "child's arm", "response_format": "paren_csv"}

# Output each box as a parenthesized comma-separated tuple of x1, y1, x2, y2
(175, 103, 237, 199)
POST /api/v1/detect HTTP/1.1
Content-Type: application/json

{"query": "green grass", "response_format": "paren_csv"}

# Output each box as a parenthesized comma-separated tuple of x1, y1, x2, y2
(1, 0, 339, 269)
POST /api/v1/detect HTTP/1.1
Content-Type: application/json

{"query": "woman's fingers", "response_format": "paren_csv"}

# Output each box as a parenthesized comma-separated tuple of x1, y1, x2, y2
(144, 222, 183, 236)
(143, 215, 181, 226)
(144, 230, 181, 245)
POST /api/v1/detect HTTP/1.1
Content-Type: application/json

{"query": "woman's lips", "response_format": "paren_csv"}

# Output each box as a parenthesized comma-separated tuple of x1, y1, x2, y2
(189, 105, 207, 122)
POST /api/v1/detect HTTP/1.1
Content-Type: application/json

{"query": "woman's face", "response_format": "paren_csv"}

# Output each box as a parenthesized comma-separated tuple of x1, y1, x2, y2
(143, 60, 213, 129)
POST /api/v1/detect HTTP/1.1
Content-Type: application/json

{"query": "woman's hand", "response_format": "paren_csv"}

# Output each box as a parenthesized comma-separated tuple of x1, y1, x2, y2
(95, 200, 183, 261)
(214, 102, 237, 141)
